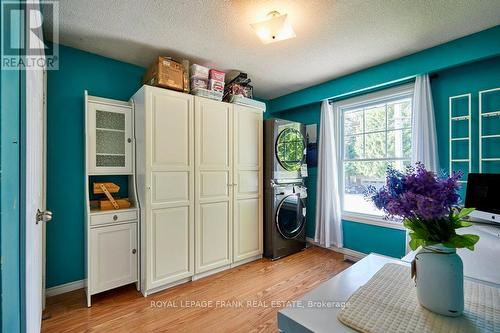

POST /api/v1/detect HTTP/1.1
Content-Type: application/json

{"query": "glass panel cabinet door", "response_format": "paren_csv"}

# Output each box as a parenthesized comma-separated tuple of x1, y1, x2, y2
(88, 102, 132, 174)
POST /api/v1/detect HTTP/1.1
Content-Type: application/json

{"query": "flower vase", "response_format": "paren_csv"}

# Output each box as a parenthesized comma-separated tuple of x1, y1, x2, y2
(414, 244, 464, 317)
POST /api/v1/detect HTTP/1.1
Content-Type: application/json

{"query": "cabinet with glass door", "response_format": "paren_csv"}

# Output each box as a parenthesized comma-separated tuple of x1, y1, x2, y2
(87, 100, 133, 174)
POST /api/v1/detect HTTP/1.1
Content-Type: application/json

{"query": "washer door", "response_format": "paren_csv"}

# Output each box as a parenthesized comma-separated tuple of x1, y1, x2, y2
(275, 127, 305, 171)
(276, 193, 306, 239)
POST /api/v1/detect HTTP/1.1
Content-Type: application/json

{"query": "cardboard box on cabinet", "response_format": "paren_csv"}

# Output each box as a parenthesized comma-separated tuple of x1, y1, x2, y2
(143, 56, 185, 92)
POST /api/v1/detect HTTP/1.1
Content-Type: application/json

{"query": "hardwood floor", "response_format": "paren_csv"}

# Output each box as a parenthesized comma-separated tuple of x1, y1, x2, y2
(42, 247, 351, 333)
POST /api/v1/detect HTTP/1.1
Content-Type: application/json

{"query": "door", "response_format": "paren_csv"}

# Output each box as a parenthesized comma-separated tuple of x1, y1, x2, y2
(276, 194, 306, 239)
(272, 120, 306, 180)
(276, 126, 305, 172)
(88, 102, 133, 174)
(25, 23, 50, 333)
(89, 223, 137, 293)
(233, 105, 263, 262)
(194, 97, 232, 273)
(146, 87, 194, 289)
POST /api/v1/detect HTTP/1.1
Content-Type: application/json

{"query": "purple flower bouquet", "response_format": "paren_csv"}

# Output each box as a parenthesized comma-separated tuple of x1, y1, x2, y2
(365, 162, 479, 251)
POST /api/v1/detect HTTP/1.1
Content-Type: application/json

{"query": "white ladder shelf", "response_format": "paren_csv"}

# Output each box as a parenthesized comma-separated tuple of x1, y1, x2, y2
(449, 93, 471, 183)
(479, 87, 500, 173)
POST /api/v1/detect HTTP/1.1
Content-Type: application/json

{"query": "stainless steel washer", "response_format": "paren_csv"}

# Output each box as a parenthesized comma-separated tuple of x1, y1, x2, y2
(264, 183, 307, 260)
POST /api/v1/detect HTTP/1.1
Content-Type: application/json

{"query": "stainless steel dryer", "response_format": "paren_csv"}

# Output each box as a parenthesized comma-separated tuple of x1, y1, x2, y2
(264, 119, 306, 183)
(264, 183, 307, 260)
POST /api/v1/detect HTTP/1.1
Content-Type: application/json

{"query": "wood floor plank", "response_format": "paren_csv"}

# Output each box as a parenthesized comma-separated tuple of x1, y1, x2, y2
(42, 246, 351, 333)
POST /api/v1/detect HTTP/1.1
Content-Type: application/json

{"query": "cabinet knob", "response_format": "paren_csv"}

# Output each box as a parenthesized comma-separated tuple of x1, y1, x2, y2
(132, 249, 137, 254)
(127, 138, 132, 143)
(113, 215, 118, 221)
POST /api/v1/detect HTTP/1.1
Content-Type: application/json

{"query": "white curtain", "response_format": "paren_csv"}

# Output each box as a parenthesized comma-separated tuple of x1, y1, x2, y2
(411, 74, 439, 172)
(315, 100, 343, 248)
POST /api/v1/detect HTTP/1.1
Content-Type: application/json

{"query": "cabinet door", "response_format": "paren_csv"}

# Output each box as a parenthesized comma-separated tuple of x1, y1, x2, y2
(88, 102, 132, 174)
(90, 223, 137, 294)
(146, 88, 195, 289)
(233, 105, 263, 262)
(194, 97, 232, 273)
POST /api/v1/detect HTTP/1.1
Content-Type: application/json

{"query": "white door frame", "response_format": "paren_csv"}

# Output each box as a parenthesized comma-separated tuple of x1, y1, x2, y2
(24, 0, 48, 331)
(24, 65, 46, 333)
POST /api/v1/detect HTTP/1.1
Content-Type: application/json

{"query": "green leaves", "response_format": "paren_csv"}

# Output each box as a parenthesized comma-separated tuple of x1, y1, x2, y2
(457, 207, 475, 219)
(455, 220, 473, 228)
(404, 209, 480, 251)
(443, 234, 480, 251)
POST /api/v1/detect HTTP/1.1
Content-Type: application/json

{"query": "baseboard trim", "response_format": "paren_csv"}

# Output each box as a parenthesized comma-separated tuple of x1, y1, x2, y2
(230, 254, 262, 268)
(143, 277, 192, 297)
(339, 248, 366, 262)
(306, 237, 366, 262)
(46, 279, 85, 297)
(192, 264, 232, 281)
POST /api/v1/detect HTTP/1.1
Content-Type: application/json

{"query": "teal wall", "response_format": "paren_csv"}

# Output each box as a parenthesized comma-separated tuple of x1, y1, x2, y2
(271, 57, 500, 257)
(269, 30, 500, 258)
(1, 0, 22, 330)
(46, 45, 144, 288)
(342, 220, 406, 258)
(432, 56, 500, 198)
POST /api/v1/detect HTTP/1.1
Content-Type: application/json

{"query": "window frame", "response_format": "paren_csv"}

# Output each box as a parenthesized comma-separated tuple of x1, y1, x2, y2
(333, 83, 414, 229)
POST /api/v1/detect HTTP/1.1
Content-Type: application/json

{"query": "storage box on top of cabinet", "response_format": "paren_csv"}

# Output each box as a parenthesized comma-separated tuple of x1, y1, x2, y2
(131, 85, 265, 296)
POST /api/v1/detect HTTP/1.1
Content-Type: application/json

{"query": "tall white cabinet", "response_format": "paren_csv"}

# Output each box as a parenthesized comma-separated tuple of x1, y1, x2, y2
(84, 92, 139, 307)
(233, 105, 263, 262)
(194, 98, 233, 275)
(132, 85, 264, 295)
(132, 86, 195, 294)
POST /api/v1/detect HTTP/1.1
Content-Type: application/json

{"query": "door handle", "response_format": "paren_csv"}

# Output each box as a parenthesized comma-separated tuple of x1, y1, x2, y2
(36, 209, 53, 224)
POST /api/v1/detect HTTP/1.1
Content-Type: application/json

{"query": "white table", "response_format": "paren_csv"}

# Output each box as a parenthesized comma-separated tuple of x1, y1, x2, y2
(278, 222, 500, 333)
(277, 254, 407, 333)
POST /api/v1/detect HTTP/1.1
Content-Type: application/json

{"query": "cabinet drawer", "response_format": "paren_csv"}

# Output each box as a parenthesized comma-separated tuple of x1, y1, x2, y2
(90, 210, 137, 226)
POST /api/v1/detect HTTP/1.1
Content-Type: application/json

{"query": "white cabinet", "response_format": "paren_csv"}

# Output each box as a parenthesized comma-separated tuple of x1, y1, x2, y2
(132, 85, 264, 294)
(194, 98, 233, 274)
(233, 105, 263, 262)
(84, 92, 139, 307)
(89, 222, 137, 294)
(87, 99, 133, 174)
(132, 86, 195, 294)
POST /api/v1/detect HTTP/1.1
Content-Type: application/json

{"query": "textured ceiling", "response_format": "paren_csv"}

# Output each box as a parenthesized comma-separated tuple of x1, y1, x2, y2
(44, 0, 500, 99)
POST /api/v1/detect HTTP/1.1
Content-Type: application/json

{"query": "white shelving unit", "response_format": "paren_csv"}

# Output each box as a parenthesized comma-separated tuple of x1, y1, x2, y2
(449, 93, 471, 183)
(84, 91, 139, 307)
(479, 87, 500, 173)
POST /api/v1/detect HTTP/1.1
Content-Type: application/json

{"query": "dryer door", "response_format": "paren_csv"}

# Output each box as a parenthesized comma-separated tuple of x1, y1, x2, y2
(275, 127, 305, 172)
(276, 193, 306, 239)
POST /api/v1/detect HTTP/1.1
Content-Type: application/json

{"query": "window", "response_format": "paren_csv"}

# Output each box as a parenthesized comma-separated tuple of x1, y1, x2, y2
(336, 84, 414, 218)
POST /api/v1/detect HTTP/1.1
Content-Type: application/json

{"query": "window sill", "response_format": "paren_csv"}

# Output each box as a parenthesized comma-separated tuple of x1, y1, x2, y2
(342, 213, 406, 231)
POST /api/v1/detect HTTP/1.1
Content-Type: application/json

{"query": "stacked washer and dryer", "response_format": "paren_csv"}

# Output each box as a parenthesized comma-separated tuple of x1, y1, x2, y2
(264, 119, 308, 260)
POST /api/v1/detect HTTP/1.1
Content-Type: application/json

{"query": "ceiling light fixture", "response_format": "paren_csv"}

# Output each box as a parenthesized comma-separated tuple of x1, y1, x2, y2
(251, 11, 296, 44)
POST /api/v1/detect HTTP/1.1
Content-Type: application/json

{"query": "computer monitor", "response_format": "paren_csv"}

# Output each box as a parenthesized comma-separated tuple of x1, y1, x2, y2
(464, 173, 500, 224)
